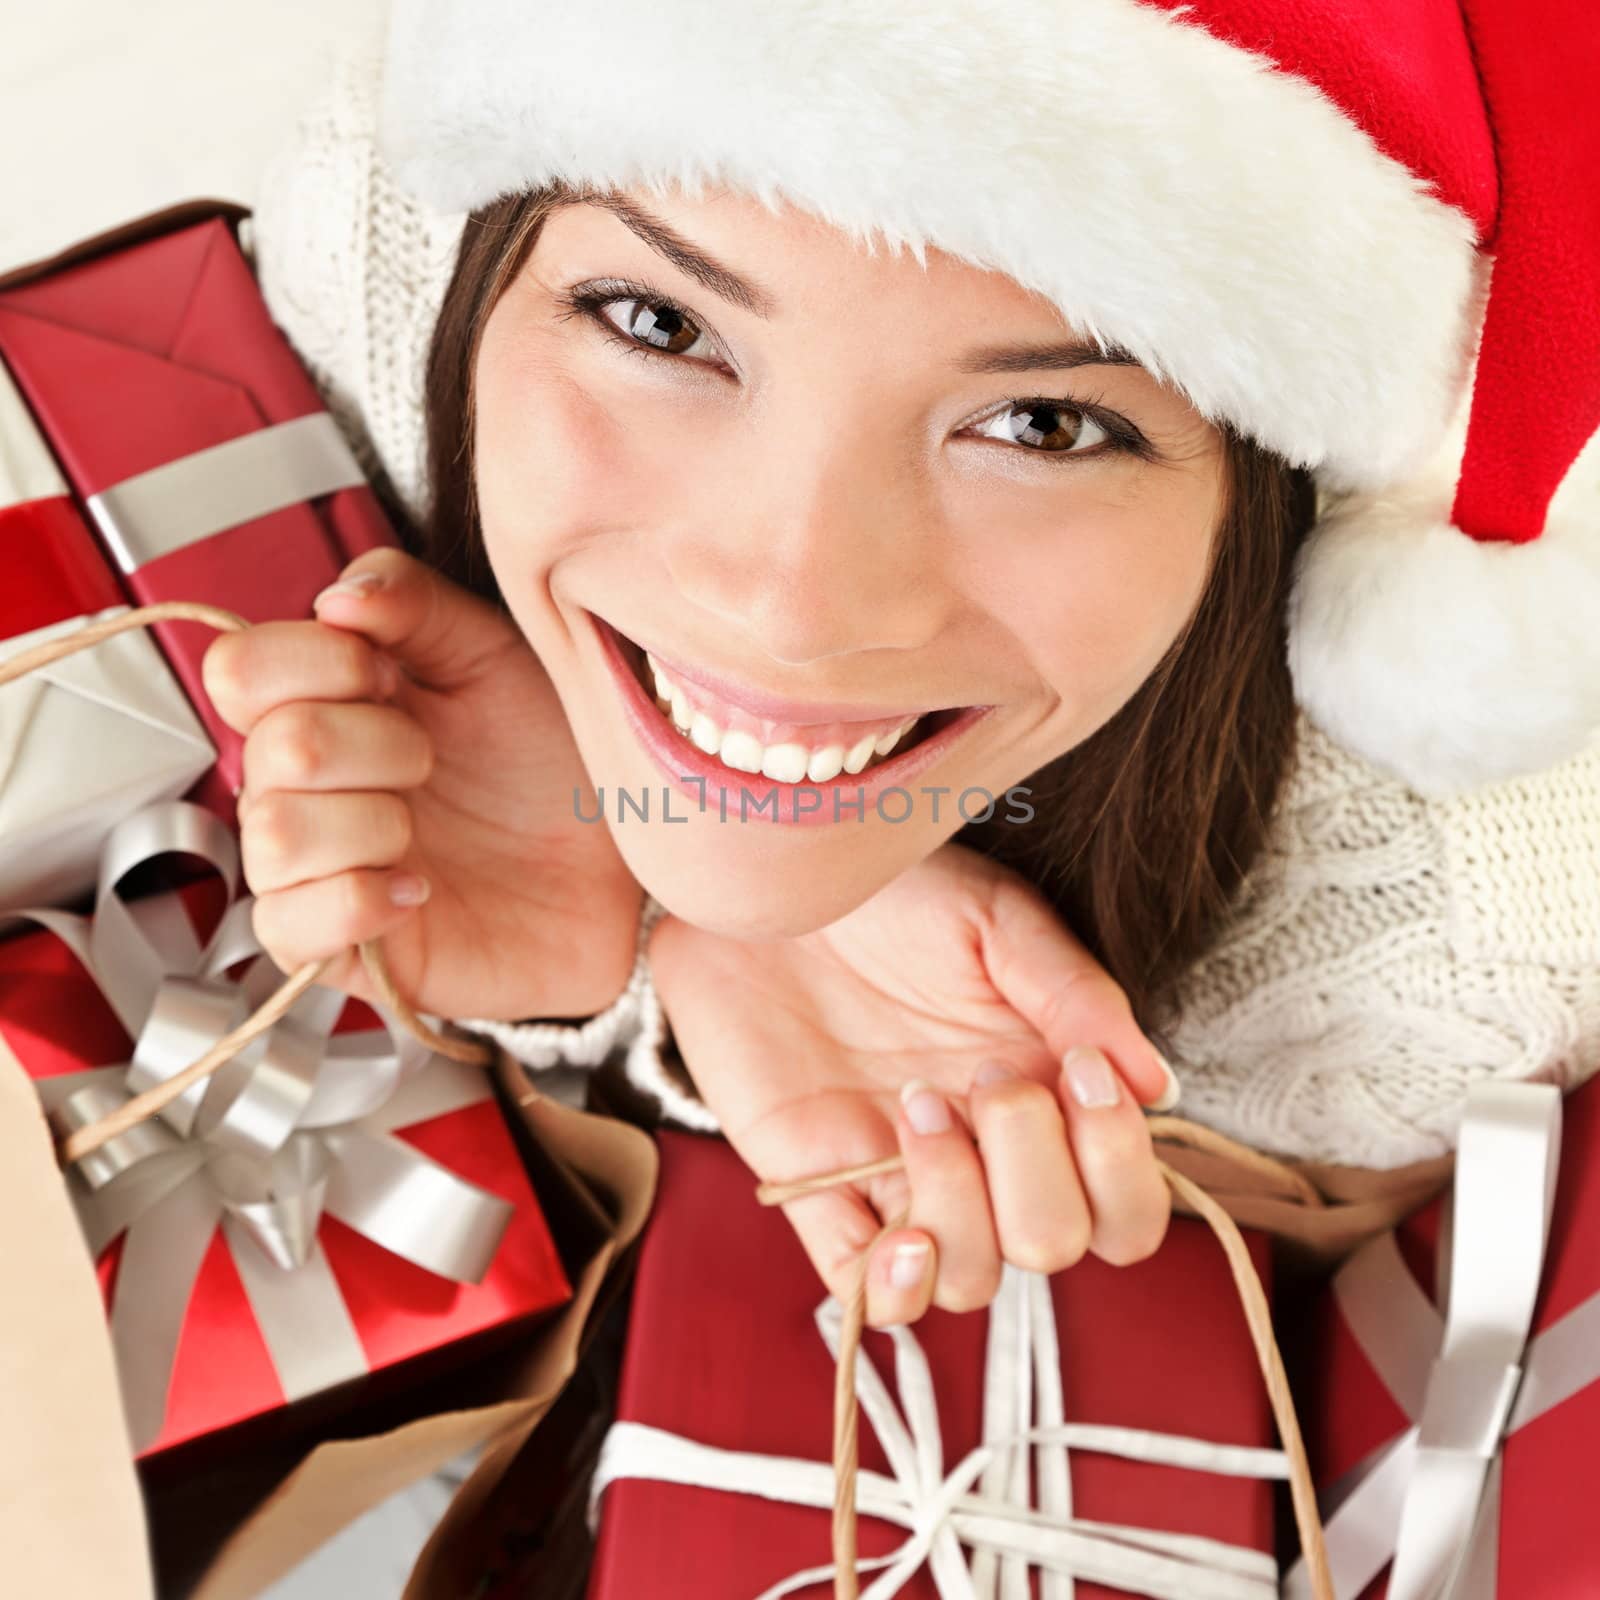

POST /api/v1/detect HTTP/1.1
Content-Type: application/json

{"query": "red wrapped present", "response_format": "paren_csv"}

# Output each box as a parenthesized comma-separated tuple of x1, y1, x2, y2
(586, 1130, 1283, 1599)
(1287, 1077, 1600, 1600)
(0, 357, 212, 908)
(2, 798, 572, 1459)
(0, 213, 396, 806)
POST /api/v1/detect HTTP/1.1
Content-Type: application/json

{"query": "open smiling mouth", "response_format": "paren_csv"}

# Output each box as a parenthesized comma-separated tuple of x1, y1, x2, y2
(591, 613, 983, 801)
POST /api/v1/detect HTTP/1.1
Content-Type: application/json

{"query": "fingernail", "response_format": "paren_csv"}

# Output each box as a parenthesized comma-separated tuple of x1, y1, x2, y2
(389, 873, 430, 907)
(373, 652, 401, 699)
(1149, 1048, 1182, 1112)
(973, 1058, 1016, 1090)
(900, 1079, 952, 1136)
(313, 570, 384, 609)
(1062, 1046, 1120, 1109)
(887, 1239, 931, 1289)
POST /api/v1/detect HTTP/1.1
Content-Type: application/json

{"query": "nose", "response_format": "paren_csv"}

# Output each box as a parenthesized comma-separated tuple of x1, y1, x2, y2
(659, 411, 952, 664)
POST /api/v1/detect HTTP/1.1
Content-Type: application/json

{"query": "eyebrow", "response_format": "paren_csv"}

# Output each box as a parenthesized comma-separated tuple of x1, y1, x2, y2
(581, 192, 779, 317)
(577, 192, 1144, 373)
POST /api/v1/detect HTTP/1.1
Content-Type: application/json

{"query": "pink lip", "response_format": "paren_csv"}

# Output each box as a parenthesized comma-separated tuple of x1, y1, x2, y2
(590, 612, 994, 827)
(636, 639, 947, 728)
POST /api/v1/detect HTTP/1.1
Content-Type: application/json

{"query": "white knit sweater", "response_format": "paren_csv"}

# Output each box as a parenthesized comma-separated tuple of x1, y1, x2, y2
(247, 50, 1600, 1168)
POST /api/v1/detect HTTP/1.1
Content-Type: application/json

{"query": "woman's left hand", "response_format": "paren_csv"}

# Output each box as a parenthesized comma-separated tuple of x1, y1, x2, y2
(649, 842, 1178, 1328)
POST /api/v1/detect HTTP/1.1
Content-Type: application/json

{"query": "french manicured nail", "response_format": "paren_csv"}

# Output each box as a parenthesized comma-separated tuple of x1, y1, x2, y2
(389, 873, 431, 907)
(901, 1079, 953, 1136)
(1149, 1049, 1182, 1112)
(1062, 1046, 1120, 1109)
(887, 1239, 932, 1289)
(313, 570, 384, 609)
(973, 1059, 1017, 1089)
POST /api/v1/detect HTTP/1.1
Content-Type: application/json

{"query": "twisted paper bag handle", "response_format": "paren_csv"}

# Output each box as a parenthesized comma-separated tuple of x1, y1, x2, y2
(0, 601, 492, 1171)
(758, 1115, 1335, 1600)
(7, 602, 1335, 1598)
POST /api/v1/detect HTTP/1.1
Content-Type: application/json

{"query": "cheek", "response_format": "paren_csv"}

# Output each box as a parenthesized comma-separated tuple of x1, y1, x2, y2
(472, 335, 644, 586)
(960, 475, 1217, 723)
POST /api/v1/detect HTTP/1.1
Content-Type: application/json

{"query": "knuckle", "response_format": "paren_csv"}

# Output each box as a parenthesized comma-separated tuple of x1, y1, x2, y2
(327, 628, 378, 691)
(1094, 1190, 1173, 1268)
(1076, 1106, 1154, 1164)
(201, 634, 250, 719)
(934, 1260, 1003, 1316)
(241, 793, 297, 879)
(1004, 1218, 1090, 1277)
(1096, 1220, 1167, 1267)
(410, 722, 438, 784)
(975, 1078, 1056, 1130)
(267, 703, 328, 786)
(250, 894, 301, 971)
(331, 870, 383, 942)
(1037, 971, 1134, 1048)
(375, 794, 414, 855)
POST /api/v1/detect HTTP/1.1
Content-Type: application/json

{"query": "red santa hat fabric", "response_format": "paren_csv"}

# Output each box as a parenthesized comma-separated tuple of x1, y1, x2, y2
(377, 0, 1600, 795)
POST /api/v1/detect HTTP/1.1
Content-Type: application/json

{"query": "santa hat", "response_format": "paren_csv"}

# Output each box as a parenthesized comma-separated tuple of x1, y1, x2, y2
(376, 0, 1600, 797)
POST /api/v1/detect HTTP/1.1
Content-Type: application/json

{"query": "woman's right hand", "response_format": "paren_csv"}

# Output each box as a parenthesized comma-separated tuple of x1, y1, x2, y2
(201, 547, 642, 1022)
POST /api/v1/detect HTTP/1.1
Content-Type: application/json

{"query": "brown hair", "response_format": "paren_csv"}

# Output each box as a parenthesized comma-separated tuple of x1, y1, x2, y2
(414, 188, 1316, 1038)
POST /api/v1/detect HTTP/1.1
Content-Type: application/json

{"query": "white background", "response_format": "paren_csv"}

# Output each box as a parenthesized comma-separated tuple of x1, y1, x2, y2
(0, 0, 385, 271)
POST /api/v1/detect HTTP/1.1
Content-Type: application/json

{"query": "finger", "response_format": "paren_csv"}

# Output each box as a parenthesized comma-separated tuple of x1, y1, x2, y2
(252, 867, 431, 973)
(241, 791, 414, 895)
(201, 620, 397, 736)
(979, 877, 1180, 1111)
(1057, 1047, 1173, 1267)
(311, 547, 514, 688)
(968, 1059, 1092, 1275)
(897, 1081, 1004, 1314)
(241, 701, 435, 796)
(778, 1185, 937, 1330)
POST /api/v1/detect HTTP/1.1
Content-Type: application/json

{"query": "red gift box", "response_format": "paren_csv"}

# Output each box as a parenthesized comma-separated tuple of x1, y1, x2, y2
(2, 845, 573, 1461)
(0, 215, 397, 806)
(0, 355, 213, 906)
(587, 1130, 1280, 1599)
(1294, 1076, 1600, 1599)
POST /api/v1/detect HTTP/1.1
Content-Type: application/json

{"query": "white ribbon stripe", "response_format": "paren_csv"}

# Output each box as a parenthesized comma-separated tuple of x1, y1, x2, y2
(590, 1262, 1287, 1600)
(1284, 1079, 1600, 1600)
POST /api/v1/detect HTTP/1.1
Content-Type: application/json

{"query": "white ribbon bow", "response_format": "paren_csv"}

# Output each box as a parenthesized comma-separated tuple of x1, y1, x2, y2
(590, 1262, 1287, 1599)
(1285, 1078, 1600, 1600)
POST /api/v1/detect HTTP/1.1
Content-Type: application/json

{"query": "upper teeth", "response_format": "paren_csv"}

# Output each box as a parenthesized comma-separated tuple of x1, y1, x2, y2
(644, 652, 919, 781)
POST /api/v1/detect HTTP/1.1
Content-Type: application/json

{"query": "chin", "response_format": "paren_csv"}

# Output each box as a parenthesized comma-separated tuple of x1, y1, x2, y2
(615, 832, 878, 941)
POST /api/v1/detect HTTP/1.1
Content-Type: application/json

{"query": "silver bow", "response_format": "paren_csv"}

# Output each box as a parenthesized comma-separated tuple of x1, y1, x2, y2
(1285, 1078, 1600, 1600)
(590, 1263, 1288, 1600)
(17, 800, 514, 1452)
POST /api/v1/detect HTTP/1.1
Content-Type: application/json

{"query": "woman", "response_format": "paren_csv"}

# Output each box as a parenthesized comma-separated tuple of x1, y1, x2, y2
(222, 0, 1600, 1326)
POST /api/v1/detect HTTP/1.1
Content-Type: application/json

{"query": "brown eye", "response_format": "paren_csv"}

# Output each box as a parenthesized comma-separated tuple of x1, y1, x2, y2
(602, 296, 709, 357)
(978, 399, 1110, 456)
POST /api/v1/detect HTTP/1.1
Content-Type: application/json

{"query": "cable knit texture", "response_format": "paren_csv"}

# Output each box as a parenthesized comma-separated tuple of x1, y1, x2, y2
(249, 48, 1600, 1165)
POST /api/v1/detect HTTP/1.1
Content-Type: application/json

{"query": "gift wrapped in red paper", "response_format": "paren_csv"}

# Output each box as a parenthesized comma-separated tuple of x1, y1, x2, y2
(0, 357, 212, 908)
(1, 800, 572, 1460)
(586, 1130, 1283, 1600)
(1290, 1076, 1600, 1600)
(0, 214, 396, 805)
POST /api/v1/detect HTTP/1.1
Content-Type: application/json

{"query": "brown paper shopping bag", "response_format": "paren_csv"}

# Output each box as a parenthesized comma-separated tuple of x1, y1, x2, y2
(1, 1034, 655, 1600)
(0, 1031, 153, 1599)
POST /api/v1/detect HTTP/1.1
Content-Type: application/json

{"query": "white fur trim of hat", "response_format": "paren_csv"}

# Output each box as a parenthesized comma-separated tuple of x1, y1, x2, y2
(376, 0, 1600, 797)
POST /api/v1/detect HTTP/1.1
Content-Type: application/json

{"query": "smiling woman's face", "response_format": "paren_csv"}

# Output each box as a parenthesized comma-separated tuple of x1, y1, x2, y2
(472, 184, 1226, 938)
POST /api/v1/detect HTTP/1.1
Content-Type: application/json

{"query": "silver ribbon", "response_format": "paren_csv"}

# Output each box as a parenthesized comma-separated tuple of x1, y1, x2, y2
(1284, 1079, 1600, 1600)
(16, 799, 514, 1451)
(589, 1263, 1288, 1600)
(84, 413, 366, 572)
